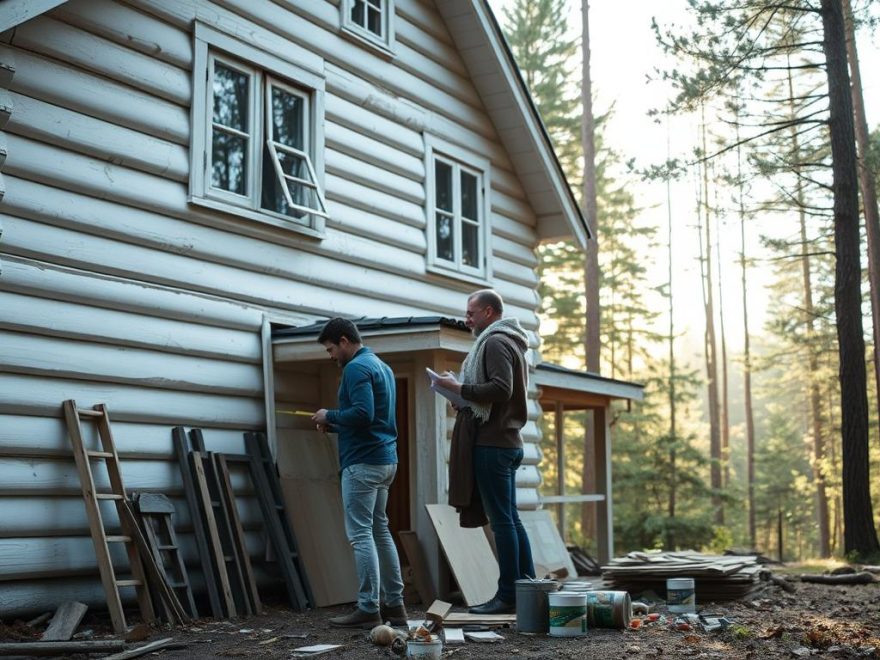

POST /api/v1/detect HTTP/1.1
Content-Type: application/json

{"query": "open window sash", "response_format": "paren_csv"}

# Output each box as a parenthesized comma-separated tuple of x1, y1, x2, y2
(266, 140, 329, 219)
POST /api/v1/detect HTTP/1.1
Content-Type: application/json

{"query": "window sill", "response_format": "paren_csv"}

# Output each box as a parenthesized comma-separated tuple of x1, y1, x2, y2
(190, 195, 326, 241)
(426, 263, 491, 288)
(340, 25, 396, 60)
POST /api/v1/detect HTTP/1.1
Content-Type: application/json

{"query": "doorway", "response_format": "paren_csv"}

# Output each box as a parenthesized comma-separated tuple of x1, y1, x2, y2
(386, 377, 411, 548)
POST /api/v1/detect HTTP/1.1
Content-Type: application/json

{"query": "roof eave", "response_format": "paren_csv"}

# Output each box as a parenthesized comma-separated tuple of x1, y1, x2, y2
(0, 0, 68, 33)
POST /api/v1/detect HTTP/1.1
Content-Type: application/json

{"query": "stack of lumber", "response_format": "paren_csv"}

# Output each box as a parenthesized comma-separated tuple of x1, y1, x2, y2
(602, 551, 768, 602)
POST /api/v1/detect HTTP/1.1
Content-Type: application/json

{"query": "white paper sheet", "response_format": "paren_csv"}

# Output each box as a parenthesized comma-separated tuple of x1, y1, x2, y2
(425, 367, 469, 410)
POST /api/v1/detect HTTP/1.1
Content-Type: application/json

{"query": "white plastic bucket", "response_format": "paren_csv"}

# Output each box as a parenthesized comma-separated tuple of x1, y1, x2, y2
(548, 591, 587, 637)
(406, 636, 443, 659)
(667, 577, 696, 613)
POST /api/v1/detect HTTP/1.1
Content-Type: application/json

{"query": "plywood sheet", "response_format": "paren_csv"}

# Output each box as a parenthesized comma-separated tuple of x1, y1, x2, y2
(520, 509, 577, 579)
(425, 504, 497, 606)
(277, 430, 357, 607)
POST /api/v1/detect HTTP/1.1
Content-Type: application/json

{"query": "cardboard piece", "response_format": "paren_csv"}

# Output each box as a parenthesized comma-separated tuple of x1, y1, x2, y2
(443, 628, 465, 644)
(292, 643, 342, 657)
(276, 430, 358, 607)
(520, 509, 577, 579)
(465, 631, 504, 642)
(425, 504, 498, 607)
(443, 612, 516, 627)
(425, 599, 452, 627)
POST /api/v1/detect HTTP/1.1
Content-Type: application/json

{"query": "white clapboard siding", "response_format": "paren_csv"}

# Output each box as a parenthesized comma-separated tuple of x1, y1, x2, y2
(395, 11, 467, 78)
(326, 120, 425, 182)
(493, 259, 537, 290)
(53, 0, 192, 68)
(0, 374, 264, 427)
(396, 0, 454, 46)
(0, 494, 262, 538)
(0, 330, 263, 396)
(0, 415, 247, 459)
(5, 46, 189, 144)
(324, 172, 425, 229)
(12, 17, 191, 106)
(0, 456, 255, 495)
(493, 212, 538, 246)
(523, 442, 542, 464)
(325, 199, 426, 254)
(8, 93, 188, 181)
(493, 235, 539, 268)
(325, 150, 424, 205)
(0, 291, 261, 362)
(492, 188, 537, 227)
(0, 256, 273, 331)
(325, 95, 423, 158)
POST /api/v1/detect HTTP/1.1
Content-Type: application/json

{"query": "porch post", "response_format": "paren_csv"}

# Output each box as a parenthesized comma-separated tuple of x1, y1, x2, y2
(593, 405, 614, 564)
(554, 401, 565, 539)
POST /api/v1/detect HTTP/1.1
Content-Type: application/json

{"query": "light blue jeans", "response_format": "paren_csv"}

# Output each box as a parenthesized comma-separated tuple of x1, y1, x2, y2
(340, 463, 405, 613)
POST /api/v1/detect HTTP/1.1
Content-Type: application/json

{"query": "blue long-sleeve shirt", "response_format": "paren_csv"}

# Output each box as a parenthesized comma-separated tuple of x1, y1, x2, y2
(325, 347, 397, 470)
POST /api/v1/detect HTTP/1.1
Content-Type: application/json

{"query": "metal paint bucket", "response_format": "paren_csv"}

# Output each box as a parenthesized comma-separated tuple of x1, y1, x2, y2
(667, 577, 696, 613)
(406, 636, 443, 659)
(548, 591, 587, 637)
(585, 590, 632, 629)
(515, 578, 559, 633)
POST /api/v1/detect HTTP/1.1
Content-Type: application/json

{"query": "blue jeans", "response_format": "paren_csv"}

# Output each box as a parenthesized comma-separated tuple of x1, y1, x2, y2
(474, 446, 535, 602)
(340, 463, 405, 613)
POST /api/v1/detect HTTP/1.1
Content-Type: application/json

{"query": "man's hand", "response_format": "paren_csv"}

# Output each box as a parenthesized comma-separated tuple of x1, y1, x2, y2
(435, 371, 462, 394)
(312, 409, 330, 433)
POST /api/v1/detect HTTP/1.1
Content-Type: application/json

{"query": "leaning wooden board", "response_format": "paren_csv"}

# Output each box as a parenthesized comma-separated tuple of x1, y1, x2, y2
(425, 504, 498, 607)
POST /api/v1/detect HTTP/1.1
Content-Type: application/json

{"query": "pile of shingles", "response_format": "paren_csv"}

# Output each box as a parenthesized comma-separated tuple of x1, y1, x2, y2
(601, 551, 768, 602)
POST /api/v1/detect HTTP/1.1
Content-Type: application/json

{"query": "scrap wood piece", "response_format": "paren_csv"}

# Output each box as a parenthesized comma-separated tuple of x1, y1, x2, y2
(425, 599, 452, 629)
(464, 631, 504, 643)
(0, 640, 126, 656)
(798, 571, 877, 585)
(291, 643, 342, 657)
(425, 504, 498, 607)
(398, 531, 436, 605)
(443, 612, 515, 627)
(102, 637, 182, 660)
(443, 628, 465, 645)
(25, 612, 52, 628)
(769, 574, 796, 593)
(41, 600, 88, 642)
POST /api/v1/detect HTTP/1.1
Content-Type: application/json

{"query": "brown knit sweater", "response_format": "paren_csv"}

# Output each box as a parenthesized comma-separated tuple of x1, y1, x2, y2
(459, 333, 528, 448)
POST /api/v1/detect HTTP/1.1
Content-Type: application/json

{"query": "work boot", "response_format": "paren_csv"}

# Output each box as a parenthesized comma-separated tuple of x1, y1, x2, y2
(329, 607, 382, 628)
(468, 595, 515, 615)
(380, 602, 409, 626)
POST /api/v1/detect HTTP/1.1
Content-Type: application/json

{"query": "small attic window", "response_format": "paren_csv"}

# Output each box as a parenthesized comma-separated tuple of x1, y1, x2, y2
(340, 0, 396, 56)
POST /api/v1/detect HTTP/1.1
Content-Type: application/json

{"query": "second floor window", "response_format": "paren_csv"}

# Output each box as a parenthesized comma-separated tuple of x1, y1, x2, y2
(341, 0, 396, 55)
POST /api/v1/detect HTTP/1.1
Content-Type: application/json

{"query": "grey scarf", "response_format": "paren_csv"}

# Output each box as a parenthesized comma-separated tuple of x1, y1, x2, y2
(459, 317, 529, 422)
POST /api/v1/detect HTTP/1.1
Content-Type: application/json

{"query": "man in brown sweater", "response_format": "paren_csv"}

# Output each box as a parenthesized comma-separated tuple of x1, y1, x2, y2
(435, 289, 535, 614)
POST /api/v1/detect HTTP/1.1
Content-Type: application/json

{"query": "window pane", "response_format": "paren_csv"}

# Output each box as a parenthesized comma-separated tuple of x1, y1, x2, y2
(462, 221, 479, 268)
(367, 0, 381, 7)
(435, 160, 453, 212)
(276, 149, 309, 179)
(213, 63, 248, 132)
(271, 86, 305, 149)
(351, 0, 365, 26)
(461, 171, 478, 220)
(367, 6, 382, 36)
(212, 129, 247, 194)
(436, 212, 454, 262)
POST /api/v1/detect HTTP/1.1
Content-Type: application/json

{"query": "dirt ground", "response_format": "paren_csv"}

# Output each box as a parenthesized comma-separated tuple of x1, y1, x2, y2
(4, 573, 879, 659)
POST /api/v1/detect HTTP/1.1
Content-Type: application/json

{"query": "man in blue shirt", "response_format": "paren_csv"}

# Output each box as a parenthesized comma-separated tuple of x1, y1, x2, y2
(312, 318, 406, 628)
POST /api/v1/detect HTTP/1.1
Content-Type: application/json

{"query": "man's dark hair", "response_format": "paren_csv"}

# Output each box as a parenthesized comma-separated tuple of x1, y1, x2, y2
(317, 317, 362, 345)
(469, 289, 504, 315)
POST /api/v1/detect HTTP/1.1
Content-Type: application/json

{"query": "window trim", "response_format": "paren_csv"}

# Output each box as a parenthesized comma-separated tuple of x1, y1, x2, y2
(424, 134, 492, 284)
(339, 0, 396, 58)
(190, 22, 327, 236)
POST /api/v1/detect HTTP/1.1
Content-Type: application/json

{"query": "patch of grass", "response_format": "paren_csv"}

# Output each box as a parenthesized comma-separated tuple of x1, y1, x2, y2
(729, 624, 751, 641)
(777, 558, 848, 575)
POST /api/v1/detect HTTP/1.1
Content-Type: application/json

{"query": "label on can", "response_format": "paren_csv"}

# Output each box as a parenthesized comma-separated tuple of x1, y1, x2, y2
(587, 592, 615, 627)
(548, 606, 587, 631)
(667, 587, 695, 606)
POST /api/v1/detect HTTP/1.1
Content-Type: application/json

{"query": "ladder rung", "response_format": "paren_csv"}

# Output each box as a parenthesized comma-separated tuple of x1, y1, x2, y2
(115, 579, 143, 587)
(77, 408, 104, 418)
(87, 450, 114, 459)
(96, 493, 124, 500)
(106, 535, 131, 543)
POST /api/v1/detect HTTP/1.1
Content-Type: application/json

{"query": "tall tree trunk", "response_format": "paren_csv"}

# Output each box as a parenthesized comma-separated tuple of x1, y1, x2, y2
(843, 0, 880, 443)
(699, 109, 723, 525)
(666, 116, 678, 550)
(715, 207, 730, 489)
(786, 62, 832, 558)
(820, 0, 880, 557)
(735, 115, 757, 550)
(581, 0, 599, 544)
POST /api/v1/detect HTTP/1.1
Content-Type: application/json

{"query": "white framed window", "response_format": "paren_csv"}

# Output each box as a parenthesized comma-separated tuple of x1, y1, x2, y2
(340, 0, 396, 56)
(191, 24, 328, 236)
(424, 135, 492, 282)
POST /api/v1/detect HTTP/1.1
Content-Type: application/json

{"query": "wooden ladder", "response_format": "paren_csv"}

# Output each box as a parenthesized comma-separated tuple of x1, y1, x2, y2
(62, 400, 155, 634)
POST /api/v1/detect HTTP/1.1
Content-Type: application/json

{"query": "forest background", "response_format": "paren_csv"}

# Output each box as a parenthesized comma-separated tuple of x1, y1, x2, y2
(487, 0, 880, 562)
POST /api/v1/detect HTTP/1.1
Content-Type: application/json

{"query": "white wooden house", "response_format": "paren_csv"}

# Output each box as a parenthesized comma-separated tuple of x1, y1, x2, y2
(0, 0, 642, 615)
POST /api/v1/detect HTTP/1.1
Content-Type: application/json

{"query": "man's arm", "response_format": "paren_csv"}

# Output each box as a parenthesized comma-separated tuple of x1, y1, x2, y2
(460, 337, 515, 404)
(325, 366, 375, 427)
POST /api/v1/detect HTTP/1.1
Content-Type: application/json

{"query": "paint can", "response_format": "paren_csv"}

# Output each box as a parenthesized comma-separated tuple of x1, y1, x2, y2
(406, 636, 443, 659)
(666, 577, 696, 613)
(585, 590, 632, 629)
(562, 581, 593, 592)
(515, 578, 559, 633)
(548, 591, 587, 637)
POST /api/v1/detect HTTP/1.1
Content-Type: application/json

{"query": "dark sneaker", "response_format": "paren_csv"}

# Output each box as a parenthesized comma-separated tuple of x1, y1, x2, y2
(380, 603, 408, 626)
(329, 607, 383, 629)
(468, 596, 515, 615)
